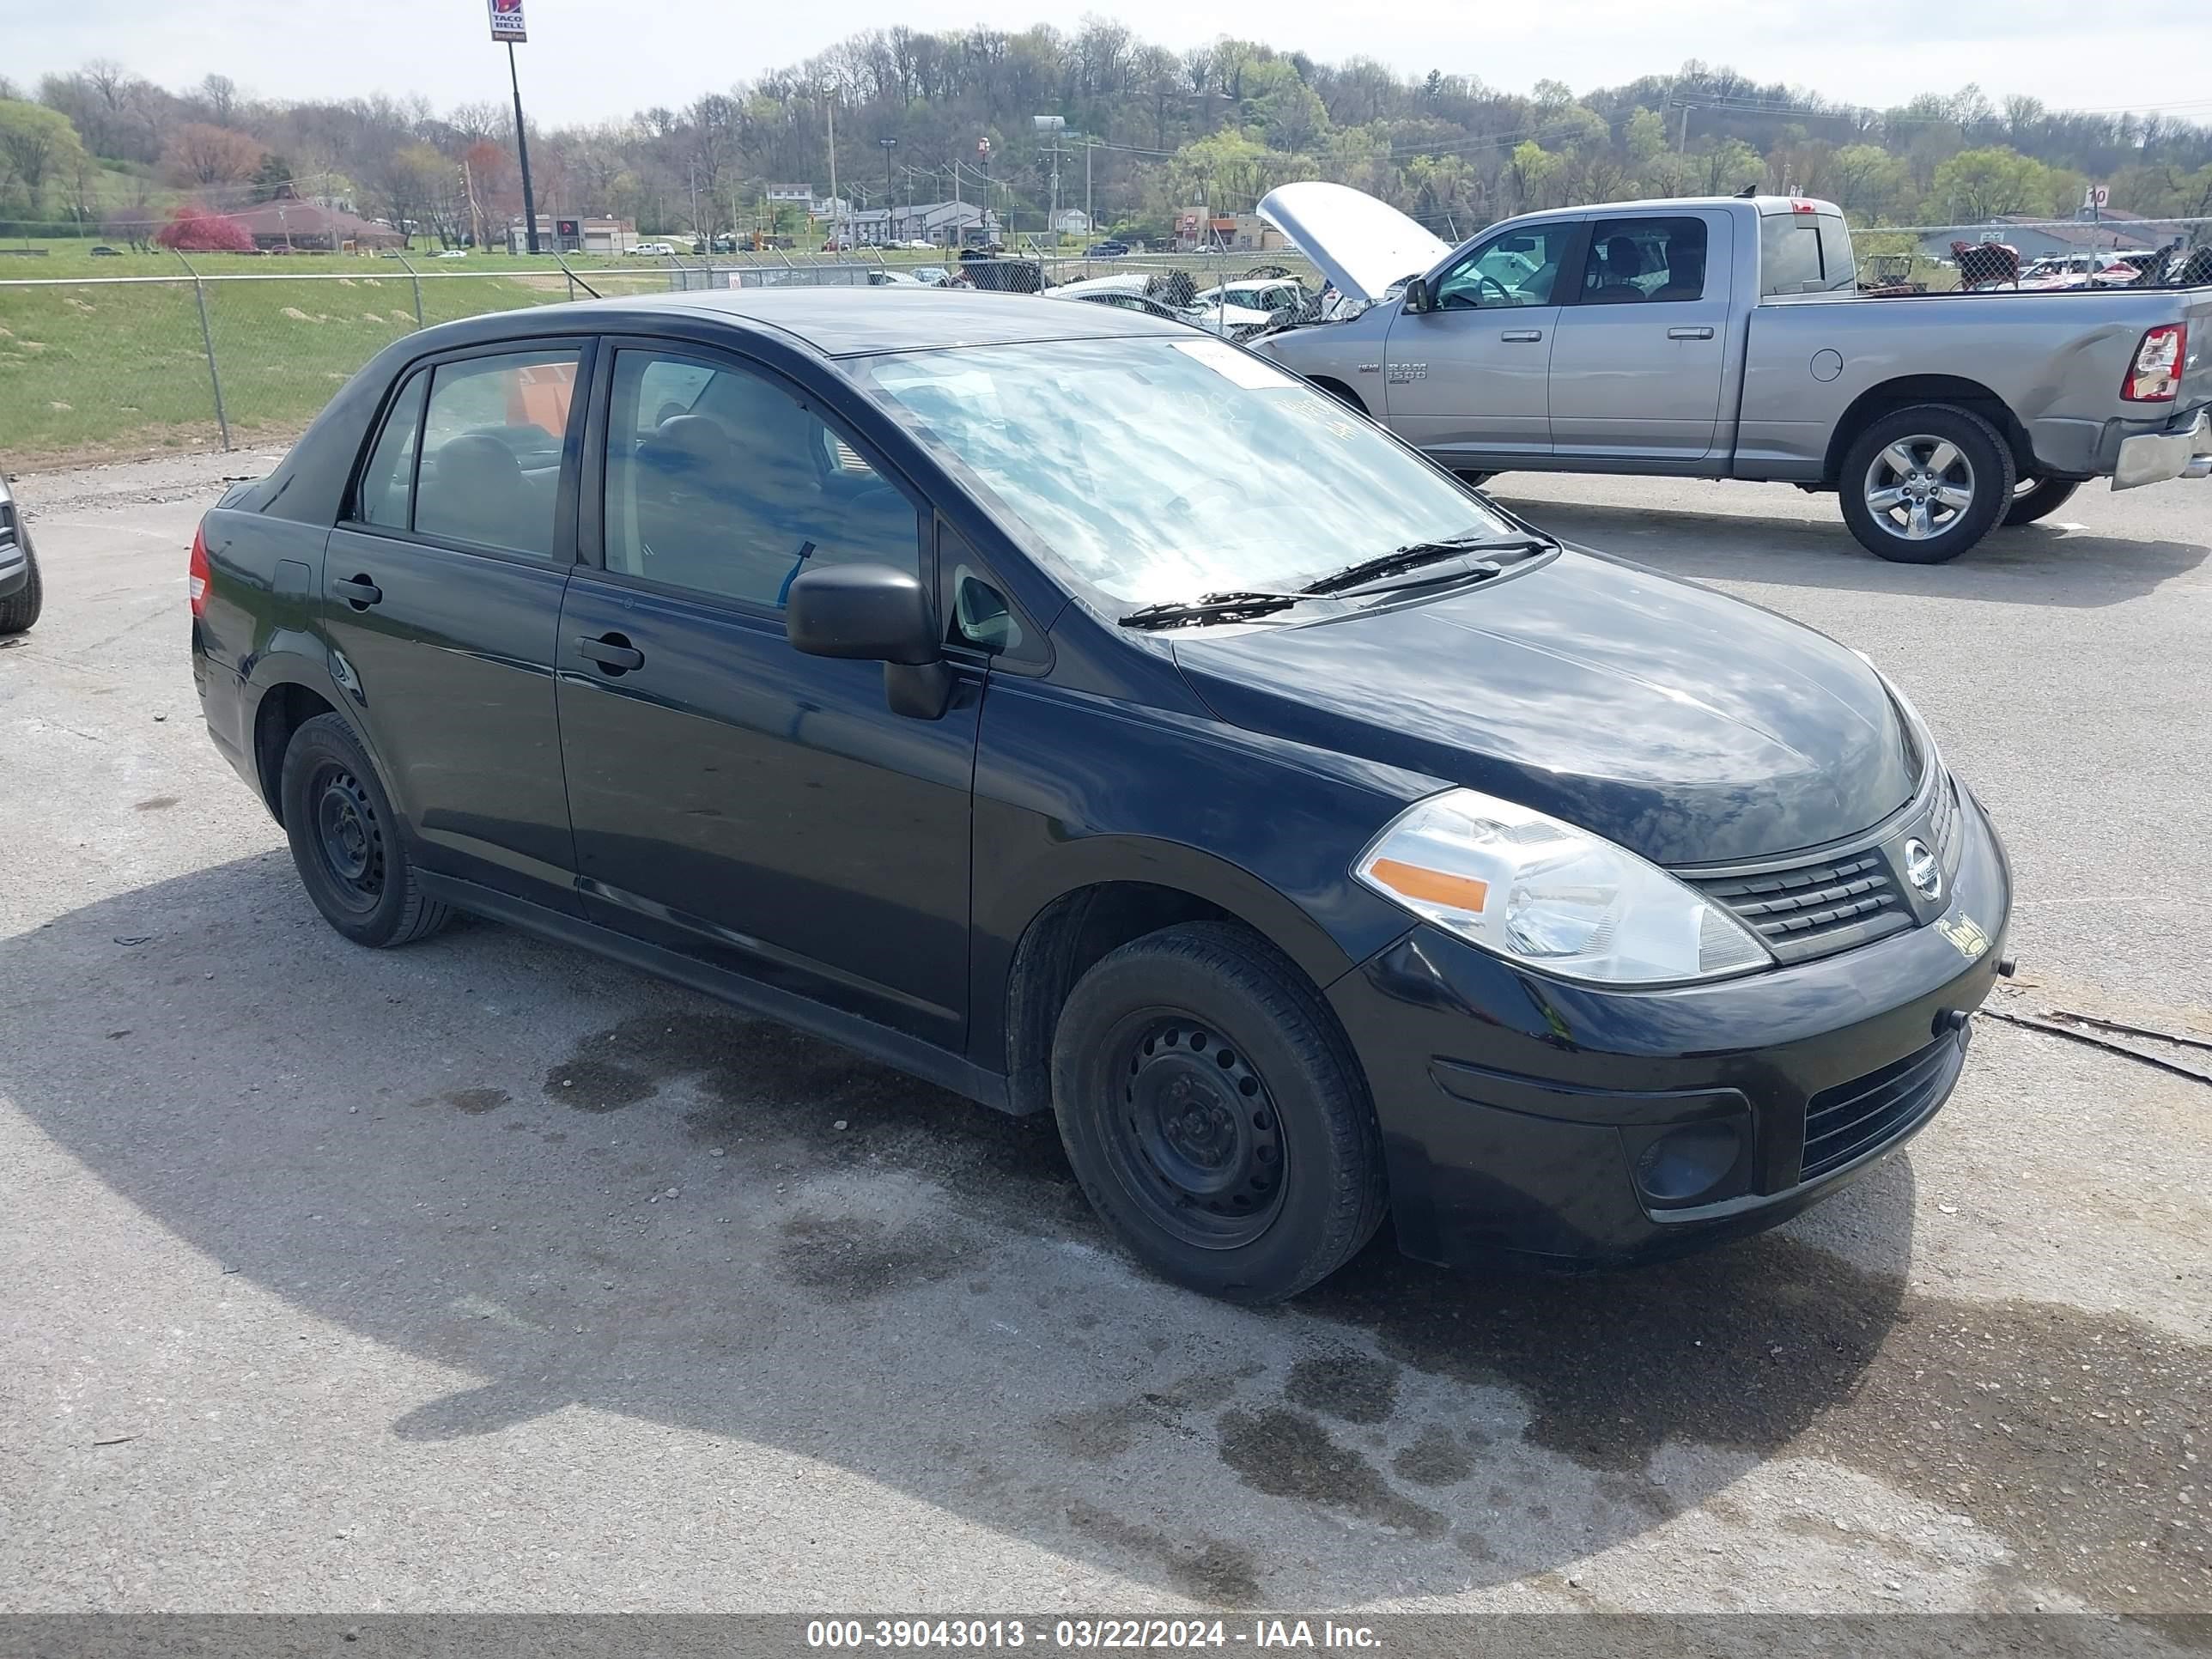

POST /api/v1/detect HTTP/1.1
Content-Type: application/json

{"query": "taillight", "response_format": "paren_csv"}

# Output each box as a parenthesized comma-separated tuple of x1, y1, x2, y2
(188, 524, 210, 617)
(2124, 324, 2185, 402)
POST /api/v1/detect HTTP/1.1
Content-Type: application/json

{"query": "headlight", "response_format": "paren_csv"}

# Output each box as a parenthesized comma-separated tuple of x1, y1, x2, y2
(1353, 789, 1773, 985)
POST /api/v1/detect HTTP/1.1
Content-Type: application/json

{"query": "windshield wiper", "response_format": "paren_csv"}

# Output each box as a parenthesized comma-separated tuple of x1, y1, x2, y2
(1117, 589, 1316, 630)
(1299, 534, 1552, 596)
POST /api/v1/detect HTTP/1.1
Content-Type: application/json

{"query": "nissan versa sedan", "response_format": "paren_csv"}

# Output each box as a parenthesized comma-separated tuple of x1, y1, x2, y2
(190, 289, 2012, 1303)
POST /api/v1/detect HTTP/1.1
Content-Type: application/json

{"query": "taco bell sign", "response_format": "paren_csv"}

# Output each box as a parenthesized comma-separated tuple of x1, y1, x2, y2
(489, 0, 527, 42)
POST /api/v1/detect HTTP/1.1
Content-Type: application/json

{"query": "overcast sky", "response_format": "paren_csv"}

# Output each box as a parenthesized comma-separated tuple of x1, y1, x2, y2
(14, 0, 2212, 130)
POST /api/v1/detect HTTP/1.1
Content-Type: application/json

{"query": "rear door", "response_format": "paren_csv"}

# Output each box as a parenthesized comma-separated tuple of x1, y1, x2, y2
(1382, 217, 1587, 462)
(320, 339, 591, 905)
(1547, 210, 1734, 463)
(555, 338, 981, 1046)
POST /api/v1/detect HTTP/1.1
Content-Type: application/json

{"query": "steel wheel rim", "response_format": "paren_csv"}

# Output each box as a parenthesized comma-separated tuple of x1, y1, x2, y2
(310, 763, 385, 910)
(1864, 435, 1977, 542)
(1100, 1012, 1287, 1249)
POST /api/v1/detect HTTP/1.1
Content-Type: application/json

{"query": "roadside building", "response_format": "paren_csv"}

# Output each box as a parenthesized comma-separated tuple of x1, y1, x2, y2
(506, 215, 638, 256)
(226, 201, 404, 252)
(1917, 209, 2190, 263)
(840, 201, 1000, 248)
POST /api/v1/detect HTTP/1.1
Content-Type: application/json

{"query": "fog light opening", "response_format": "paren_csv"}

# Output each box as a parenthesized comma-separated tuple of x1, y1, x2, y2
(1632, 1121, 1746, 1206)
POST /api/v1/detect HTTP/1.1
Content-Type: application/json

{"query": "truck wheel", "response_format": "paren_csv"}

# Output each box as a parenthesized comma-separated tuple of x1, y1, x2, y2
(1050, 921, 1388, 1304)
(0, 538, 41, 635)
(1838, 404, 2015, 564)
(2004, 477, 2081, 526)
(279, 713, 453, 948)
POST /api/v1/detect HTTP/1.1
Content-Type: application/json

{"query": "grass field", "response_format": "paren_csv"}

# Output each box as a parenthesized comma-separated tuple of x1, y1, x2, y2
(0, 243, 688, 466)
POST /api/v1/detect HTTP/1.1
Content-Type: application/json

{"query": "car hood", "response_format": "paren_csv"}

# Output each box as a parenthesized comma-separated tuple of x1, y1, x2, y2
(1256, 181, 1452, 303)
(1169, 551, 1920, 866)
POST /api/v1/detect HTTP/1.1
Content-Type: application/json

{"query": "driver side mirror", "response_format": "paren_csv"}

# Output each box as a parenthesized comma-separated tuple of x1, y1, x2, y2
(786, 562, 953, 720)
(1401, 276, 1432, 314)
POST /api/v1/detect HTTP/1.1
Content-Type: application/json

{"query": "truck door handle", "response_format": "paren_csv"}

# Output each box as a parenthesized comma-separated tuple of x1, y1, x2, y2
(1500, 329, 1544, 343)
(331, 574, 382, 609)
(577, 633, 645, 674)
(1668, 326, 1716, 340)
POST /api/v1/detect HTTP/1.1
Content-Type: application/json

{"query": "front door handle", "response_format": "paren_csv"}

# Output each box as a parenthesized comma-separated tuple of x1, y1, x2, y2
(331, 574, 382, 609)
(1668, 325, 1716, 340)
(1500, 329, 1544, 343)
(577, 633, 645, 674)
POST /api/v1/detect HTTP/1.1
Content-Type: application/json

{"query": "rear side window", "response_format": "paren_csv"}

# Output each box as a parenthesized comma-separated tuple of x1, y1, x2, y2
(1761, 212, 1856, 295)
(413, 349, 581, 557)
(356, 370, 427, 528)
(1581, 217, 1710, 303)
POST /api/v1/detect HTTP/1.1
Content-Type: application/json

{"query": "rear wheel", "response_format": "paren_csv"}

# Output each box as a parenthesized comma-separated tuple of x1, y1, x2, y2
(279, 713, 452, 948)
(2004, 477, 2081, 526)
(0, 538, 41, 635)
(1838, 404, 2015, 564)
(1050, 921, 1388, 1304)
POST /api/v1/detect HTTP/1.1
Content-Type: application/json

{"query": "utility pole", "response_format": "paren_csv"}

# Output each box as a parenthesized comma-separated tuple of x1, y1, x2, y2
(506, 43, 539, 253)
(879, 137, 897, 242)
(1085, 138, 1093, 240)
(1675, 100, 1693, 153)
(687, 162, 701, 247)
(824, 91, 839, 246)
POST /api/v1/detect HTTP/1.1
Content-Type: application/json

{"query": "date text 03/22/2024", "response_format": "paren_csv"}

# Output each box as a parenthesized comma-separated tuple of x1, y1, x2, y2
(805, 1619, 1382, 1649)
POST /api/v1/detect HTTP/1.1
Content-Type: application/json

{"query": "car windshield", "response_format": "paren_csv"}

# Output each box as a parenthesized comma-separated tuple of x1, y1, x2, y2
(855, 337, 1509, 604)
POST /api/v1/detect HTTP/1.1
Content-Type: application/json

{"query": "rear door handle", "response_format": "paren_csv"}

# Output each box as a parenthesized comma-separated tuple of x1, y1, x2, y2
(577, 633, 645, 674)
(331, 574, 382, 608)
(1500, 329, 1544, 343)
(1668, 326, 1716, 340)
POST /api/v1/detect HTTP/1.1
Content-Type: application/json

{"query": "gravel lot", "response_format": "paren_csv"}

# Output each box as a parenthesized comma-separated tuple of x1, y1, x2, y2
(1, 453, 2207, 1619)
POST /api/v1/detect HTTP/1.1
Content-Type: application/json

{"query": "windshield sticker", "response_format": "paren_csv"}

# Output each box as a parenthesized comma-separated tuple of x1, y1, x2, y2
(1170, 337, 1295, 390)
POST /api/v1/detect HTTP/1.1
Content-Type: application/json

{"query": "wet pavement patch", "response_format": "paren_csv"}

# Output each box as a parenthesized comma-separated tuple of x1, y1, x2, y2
(775, 1211, 980, 1302)
(1303, 1232, 2212, 1607)
(1284, 1346, 1401, 1425)
(1391, 1423, 1477, 1487)
(413, 1086, 512, 1115)
(1063, 1497, 1262, 1607)
(1216, 1406, 1446, 1537)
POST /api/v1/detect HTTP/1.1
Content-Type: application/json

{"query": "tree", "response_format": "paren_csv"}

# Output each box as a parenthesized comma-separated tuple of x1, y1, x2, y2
(155, 204, 254, 252)
(198, 74, 240, 125)
(1693, 137, 1764, 196)
(1929, 145, 2049, 222)
(1826, 143, 1911, 222)
(0, 99, 89, 216)
(249, 151, 295, 202)
(164, 121, 264, 187)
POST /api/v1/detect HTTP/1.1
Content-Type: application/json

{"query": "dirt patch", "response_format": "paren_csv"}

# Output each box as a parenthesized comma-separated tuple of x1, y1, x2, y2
(1064, 1497, 1262, 1607)
(775, 1211, 980, 1302)
(412, 1086, 512, 1115)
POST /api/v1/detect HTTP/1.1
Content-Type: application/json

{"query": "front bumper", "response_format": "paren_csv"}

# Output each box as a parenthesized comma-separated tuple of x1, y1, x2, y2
(1328, 785, 2012, 1272)
(2112, 407, 2212, 490)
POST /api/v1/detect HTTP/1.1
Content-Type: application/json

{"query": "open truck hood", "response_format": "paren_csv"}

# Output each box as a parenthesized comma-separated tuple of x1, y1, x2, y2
(1256, 181, 1454, 304)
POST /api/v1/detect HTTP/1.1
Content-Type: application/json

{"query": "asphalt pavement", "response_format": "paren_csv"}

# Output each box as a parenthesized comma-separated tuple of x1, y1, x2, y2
(1, 453, 2206, 1618)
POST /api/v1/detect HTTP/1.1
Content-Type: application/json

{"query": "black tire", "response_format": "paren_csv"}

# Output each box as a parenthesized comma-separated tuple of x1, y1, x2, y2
(1050, 921, 1388, 1304)
(278, 712, 452, 948)
(2004, 477, 2081, 526)
(1838, 404, 2016, 564)
(0, 537, 41, 635)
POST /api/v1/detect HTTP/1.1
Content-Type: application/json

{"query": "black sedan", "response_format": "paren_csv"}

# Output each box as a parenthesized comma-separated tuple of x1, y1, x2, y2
(188, 289, 2011, 1302)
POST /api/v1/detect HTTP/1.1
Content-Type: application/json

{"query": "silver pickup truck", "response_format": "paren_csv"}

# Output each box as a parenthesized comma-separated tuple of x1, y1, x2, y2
(1254, 183, 2212, 562)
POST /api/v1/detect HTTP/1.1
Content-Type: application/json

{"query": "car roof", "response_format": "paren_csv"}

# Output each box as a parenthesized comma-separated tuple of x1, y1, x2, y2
(434, 285, 1194, 358)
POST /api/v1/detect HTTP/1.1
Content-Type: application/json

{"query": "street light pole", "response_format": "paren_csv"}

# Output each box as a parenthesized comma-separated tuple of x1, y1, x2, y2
(880, 137, 897, 243)
(507, 42, 539, 254)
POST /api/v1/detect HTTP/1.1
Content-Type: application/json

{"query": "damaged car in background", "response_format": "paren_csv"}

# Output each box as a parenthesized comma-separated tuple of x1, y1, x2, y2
(1253, 181, 2212, 564)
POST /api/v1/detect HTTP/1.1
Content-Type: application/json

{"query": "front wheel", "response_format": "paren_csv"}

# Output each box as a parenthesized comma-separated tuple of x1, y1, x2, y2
(0, 538, 41, 635)
(2004, 477, 2081, 526)
(1838, 404, 2015, 564)
(1050, 921, 1388, 1304)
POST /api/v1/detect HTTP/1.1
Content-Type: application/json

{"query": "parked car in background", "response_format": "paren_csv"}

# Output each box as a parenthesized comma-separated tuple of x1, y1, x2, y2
(908, 266, 954, 287)
(1255, 181, 2212, 563)
(189, 288, 2010, 1303)
(867, 269, 924, 286)
(1085, 240, 1131, 258)
(0, 470, 43, 635)
(634, 241, 678, 257)
(434, 248, 470, 259)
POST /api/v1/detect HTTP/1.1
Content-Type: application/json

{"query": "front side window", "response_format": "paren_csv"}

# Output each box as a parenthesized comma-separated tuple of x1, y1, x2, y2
(1580, 217, 1710, 304)
(413, 348, 580, 556)
(859, 337, 1511, 606)
(1437, 224, 1573, 309)
(602, 349, 920, 607)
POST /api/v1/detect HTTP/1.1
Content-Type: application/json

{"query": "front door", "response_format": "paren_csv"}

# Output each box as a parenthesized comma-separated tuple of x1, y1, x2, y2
(555, 342, 980, 1046)
(1547, 212, 1734, 463)
(319, 341, 589, 904)
(1382, 217, 1586, 464)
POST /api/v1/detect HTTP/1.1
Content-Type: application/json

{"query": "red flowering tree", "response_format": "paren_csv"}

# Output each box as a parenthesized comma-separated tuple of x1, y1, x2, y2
(155, 204, 256, 253)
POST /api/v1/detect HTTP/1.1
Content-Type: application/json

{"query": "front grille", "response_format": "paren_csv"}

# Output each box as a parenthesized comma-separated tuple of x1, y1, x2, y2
(1929, 774, 1962, 872)
(1800, 1036, 1963, 1182)
(1692, 851, 1910, 963)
